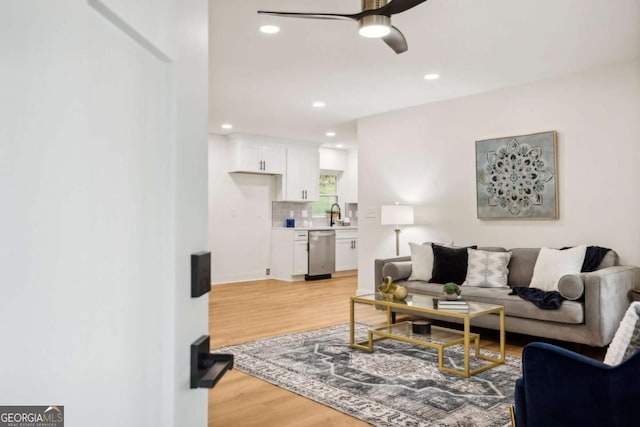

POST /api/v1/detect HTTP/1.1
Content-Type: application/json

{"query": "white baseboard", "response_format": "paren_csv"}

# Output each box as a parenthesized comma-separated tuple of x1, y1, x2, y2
(211, 271, 268, 285)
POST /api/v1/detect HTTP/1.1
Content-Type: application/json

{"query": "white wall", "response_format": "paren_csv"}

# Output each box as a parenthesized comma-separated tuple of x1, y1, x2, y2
(344, 149, 358, 204)
(208, 134, 274, 283)
(0, 1, 208, 426)
(357, 60, 640, 294)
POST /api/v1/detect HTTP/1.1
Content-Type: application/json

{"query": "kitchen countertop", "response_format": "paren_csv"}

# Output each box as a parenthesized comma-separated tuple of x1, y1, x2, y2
(272, 226, 358, 231)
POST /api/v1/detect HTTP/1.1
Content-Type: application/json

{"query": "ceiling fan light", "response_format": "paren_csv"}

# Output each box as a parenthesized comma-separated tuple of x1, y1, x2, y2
(359, 25, 391, 38)
(259, 24, 280, 34)
(358, 15, 391, 38)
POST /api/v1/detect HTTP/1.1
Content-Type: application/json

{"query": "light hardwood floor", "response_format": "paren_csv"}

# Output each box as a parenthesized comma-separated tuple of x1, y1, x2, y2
(208, 275, 603, 426)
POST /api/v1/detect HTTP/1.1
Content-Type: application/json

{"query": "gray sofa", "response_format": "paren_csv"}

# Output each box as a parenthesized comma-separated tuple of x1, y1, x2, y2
(374, 247, 640, 347)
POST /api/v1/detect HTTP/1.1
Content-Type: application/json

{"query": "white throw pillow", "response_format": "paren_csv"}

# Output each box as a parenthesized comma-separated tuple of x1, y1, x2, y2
(408, 242, 435, 281)
(463, 249, 512, 288)
(529, 245, 587, 292)
(604, 302, 640, 366)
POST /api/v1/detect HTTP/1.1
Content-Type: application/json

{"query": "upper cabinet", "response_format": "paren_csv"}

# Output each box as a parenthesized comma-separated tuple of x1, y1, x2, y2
(282, 147, 319, 201)
(227, 133, 323, 201)
(228, 135, 285, 174)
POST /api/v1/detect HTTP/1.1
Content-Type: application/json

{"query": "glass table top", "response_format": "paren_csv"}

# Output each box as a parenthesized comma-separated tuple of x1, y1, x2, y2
(354, 293, 503, 315)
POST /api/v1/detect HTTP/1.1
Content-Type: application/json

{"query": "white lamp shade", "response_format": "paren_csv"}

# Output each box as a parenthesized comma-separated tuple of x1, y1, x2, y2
(381, 205, 414, 226)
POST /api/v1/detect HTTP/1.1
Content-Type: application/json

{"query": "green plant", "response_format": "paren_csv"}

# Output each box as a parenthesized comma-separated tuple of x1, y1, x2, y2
(442, 282, 461, 295)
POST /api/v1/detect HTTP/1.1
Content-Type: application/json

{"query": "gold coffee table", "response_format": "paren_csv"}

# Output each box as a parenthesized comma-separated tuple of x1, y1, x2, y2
(350, 293, 505, 377)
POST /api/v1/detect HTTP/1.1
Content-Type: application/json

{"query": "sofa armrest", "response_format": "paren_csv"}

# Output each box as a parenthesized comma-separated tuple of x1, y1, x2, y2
(374, 256, 411, 287)
(583, 265, 640, 346)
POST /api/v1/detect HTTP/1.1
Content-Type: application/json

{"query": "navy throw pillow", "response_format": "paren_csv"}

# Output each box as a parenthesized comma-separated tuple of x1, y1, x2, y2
(428, 244, 477, 285)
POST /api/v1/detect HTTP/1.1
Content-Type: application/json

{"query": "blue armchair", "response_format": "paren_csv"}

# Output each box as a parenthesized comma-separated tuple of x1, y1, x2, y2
(512, 342, 640, 427)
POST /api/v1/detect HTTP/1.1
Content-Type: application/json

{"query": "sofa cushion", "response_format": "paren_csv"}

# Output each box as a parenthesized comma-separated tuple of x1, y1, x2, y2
(464, 249, 511, 288)
(530, 245, 587, 291)
(381, 261, 412, 282)
(507, 248, 540, 287)
(394, 280, 584, 324)
(557, 274, 585, 300)
(598, 250, 618, 269)
(477, 247, 508, 253)
(460, 286, 584, 324)
(429, 244, 477, 285)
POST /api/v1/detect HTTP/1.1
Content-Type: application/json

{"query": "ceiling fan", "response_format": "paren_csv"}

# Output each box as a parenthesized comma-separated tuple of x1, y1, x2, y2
(257, 0, 428, 54)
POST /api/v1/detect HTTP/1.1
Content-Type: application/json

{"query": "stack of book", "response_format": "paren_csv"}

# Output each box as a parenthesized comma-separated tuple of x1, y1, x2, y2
(437, 299, 469, 313)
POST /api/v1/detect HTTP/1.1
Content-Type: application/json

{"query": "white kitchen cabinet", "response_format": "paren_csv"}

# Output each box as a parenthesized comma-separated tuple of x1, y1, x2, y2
(293, 240, 308, 275)
(335, 229, 358, 271)
(228, 137, 285, 174)
(270, 229, 308, 281)
(282, 147, 319, 201)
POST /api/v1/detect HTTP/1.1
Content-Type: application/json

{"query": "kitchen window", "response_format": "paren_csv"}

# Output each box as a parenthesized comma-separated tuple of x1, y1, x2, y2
(312, 173, 338, 217)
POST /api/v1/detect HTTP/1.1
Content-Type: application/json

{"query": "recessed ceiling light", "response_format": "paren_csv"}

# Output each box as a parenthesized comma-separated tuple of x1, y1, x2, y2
(312, 101, 326, 108)
(424, 73, 440, 80)
(259, 25, 280, 34)
(221, 123, 233, 130)
(326, 131, 336, 137)
(336, 144, 344, 148)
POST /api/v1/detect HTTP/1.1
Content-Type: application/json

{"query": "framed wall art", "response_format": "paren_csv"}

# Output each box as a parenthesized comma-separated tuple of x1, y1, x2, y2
(475, 131, 558, 220)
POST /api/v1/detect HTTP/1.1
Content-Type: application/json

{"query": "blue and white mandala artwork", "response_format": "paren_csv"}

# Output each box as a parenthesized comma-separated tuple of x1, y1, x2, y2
(476, 131, 558, 219)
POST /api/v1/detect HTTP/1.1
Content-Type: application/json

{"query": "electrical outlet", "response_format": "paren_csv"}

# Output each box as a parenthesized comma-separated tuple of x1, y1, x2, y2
(301, 210, 308, 218)
(266, 268, 270, 275)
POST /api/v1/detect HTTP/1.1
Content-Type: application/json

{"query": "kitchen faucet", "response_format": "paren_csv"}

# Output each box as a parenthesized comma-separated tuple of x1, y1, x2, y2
(330, 203, 341, 227)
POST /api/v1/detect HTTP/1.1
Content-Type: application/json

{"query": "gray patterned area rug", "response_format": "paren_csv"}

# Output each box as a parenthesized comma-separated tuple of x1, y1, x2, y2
(214, 323, 520, 427)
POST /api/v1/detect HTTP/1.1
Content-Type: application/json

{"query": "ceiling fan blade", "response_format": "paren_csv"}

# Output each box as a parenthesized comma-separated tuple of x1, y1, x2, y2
(257, 11, 357, 21)
(378, 0, 429, 17)
(382, 26, 408, 54)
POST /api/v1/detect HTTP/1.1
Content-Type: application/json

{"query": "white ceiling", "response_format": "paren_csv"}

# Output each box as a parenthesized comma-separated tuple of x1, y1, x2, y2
(209, 0, 639, 148)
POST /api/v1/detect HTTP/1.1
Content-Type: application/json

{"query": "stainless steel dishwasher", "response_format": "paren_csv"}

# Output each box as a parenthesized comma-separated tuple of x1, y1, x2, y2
(306, 230, 336, 280)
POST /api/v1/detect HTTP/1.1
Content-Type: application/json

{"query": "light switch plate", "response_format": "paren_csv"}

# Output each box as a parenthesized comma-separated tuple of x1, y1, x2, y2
(366, 207, 376, 218)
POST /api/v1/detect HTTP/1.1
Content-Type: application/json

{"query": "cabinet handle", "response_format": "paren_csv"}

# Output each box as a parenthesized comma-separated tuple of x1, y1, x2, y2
(263, 160, 266, 170)
(304, 190, 307, 199)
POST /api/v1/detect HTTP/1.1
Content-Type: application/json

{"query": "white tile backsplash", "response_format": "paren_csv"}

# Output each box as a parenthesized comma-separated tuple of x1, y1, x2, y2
(272, 201, 358, 227)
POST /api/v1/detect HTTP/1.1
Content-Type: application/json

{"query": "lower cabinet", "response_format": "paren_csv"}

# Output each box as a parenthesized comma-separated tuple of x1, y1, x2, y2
(271, 229, 308, 281)
(335, 229, 358, 271)
(293, 240, 309, 275)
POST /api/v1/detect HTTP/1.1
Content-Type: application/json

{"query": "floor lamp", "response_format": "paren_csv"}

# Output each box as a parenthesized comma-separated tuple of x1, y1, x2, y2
(381, 204, 414, 256)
